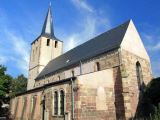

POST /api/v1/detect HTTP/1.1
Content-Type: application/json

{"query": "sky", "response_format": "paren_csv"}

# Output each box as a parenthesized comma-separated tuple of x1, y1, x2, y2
(0, 0, 159, 78)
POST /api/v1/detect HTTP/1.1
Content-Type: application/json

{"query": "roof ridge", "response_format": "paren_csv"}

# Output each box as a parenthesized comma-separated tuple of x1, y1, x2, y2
(59, 19, 131, 56)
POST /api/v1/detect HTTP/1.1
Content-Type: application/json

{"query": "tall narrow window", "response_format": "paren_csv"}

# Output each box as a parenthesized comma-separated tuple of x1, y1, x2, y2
(14, 98, 19, 117)
(47, 39, 50, 46)
(32, 50, 35, 61)
(21, 97, 27, 120)
(136, 62, 143, 91)
(96, 62, 100, 71)
(31, 96, 37, 119)
(71, 70, 74, 77)
(36, 47, 38, 52)
(55, 41, 58, 48)
(58, 76, 60, 80)
(60, 90, 64, 115)
(54, 91, 58, 115)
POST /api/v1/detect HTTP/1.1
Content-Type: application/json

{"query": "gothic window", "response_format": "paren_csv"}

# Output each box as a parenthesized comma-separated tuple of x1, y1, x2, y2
(21, 97, 27, 120)
(32, 50, 35, 61)
(136, 62, 143, 91)
(60, 90, 65, 115)
(55, 41, 58, 48)
(71, 70, 74, 77)
(58, 76, 60, 80)
(47, 39, 50, 46)
(54, 91, 58, 115)
(96, 62, 100, 71)
(30, 96, 37, 119)
(36, 47, 38, 52)
(14, 98, 19, 117)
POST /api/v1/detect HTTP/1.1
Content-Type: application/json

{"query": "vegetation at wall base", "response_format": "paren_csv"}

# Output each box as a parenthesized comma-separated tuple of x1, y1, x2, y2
(135, 77, 160, 120)
(0, 65, 27, 117)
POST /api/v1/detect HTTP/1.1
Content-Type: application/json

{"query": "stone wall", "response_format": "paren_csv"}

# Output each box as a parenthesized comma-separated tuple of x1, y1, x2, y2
(11, 82, 73, 120)
(120, 49, 152, 119)
(75, 69, 117, 120)
(10, 48, 153, 120)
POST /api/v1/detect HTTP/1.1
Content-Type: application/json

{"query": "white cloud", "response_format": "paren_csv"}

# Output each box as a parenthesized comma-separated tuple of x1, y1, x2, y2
(142, 31, 160, 77)
(0, 8, 30, 76)
(142, 33, 160, 51)
(71, 0, 94, 13)
(0, 55, 8, 64)
(67, 35, 77, 50)
(64, 0, 111, 51)
(152, 61, 160, 78)
(152, 42, 160, 50)
(7, 32, 30, 75)
(4, 30, 30, 76)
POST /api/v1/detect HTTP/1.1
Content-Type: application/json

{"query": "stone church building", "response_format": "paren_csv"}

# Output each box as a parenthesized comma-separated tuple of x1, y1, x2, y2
(10, 5, 152, 120)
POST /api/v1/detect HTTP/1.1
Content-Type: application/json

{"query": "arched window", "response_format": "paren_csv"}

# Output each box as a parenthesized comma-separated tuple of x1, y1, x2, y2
(60, 90, 65, 115)
(55, 41, 58, 48)
(58, 76, 60, 80)
(31, 96, 37, 119)
(14, 98, 19, 117)
(136, 62, 143, 90)
(21, 97, 27, 120)
(96, 62, 100, 71)
(54, 91, 58, 115)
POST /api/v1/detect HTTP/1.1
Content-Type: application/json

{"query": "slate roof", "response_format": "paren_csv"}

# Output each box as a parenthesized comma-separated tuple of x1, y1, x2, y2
(41, 6, 55, 39)
(35, 20, 131, 80)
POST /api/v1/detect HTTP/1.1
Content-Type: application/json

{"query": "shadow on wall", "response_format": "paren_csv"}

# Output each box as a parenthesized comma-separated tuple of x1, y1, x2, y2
(130, 77, 160, 120)
(114, 67, 125, 120)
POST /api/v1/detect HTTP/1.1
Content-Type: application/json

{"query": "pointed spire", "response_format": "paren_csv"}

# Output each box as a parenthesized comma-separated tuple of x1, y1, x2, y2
(41, 4, 55, 38)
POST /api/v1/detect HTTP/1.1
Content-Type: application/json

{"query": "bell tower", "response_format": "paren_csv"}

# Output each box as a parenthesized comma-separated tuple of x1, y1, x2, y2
(27, 5, 63, 90)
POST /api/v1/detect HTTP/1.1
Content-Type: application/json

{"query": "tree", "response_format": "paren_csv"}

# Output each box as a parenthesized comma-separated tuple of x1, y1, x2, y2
(0, 65, 13, 103)
(0, 65, 13, 117)
(0, 65, 27, 117)
(11, 74, 27, 97)
(135, 77, 160, 119)
(145, 77, 160, 107)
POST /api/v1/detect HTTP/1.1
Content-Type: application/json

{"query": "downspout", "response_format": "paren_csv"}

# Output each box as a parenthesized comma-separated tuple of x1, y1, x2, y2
(42, 95, 46, 120)
(42, 75, 46, 120)
(70, 60, 82, 120)
(71, 78, 74, 120)
(80, 61, 82, 75)
(69, 61, 82, 120)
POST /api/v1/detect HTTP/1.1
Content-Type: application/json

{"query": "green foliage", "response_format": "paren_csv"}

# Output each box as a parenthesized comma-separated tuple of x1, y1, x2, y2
(145, 77, 160, 106)
(150, 105, 160, 120)
(135, 77, 160, 119)
(0, 65, 27, 117)
(11, 74, 27, 97)
(0, 65, 13, 101)
(0, 65, 27, 102)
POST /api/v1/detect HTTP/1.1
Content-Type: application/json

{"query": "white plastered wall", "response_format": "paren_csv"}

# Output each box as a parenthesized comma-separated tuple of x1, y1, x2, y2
(77, 69, 114, 110)
(121, 20, 150, 61)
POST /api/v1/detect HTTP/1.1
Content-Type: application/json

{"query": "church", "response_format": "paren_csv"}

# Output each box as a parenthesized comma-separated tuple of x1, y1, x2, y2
(10, 5, 152, 120)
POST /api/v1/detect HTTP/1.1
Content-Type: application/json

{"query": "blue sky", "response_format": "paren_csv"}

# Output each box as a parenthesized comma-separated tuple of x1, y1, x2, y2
(0, 0, 159, 77)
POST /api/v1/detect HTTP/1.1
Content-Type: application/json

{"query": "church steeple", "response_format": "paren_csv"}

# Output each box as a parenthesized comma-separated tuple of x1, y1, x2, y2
(41, 4, 55, 38)
(28, 3, 63, 90)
